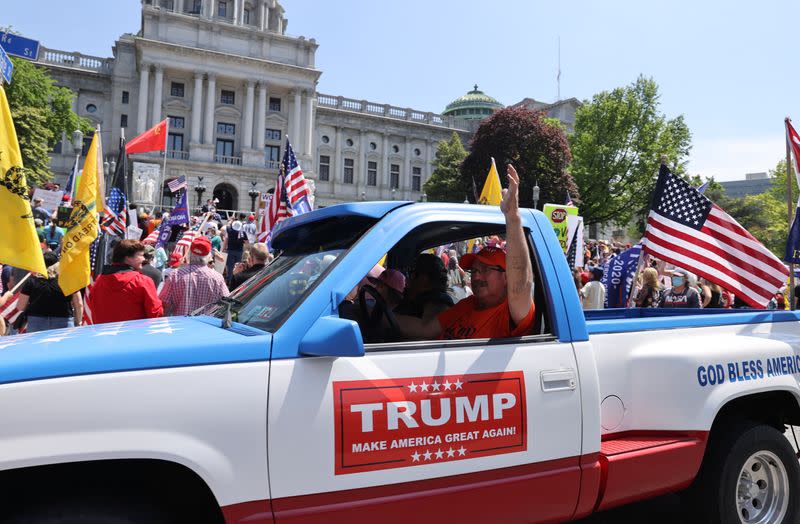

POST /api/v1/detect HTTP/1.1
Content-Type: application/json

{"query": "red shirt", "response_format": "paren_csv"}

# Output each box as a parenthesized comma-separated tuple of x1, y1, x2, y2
(88, 266, 163, 324)
(437, 296, 535, 340)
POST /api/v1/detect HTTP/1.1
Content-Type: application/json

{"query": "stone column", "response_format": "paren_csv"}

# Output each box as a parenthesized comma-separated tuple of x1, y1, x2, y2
(382, 134, 390, 198)
(175, 0, 184, 13)
(233, 0, 241, 24)
(358, 131, 368, 196)
(333, 126, 342, 196)
(243, 81, 255, 149)
(292, 89, 302, 151)
(261, 1, 269, 30)
(203, 74, 217, 145)
(255, 81, 267, 153)
(136, 63, 150, 134)
(190, 72, 203, 144)
(404, 137, 412, 200)
(150, 66, 164, 127)
(304, 90, 315, 157)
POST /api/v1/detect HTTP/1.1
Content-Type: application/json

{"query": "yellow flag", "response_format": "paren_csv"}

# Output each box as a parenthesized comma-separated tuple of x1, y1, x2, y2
(0, 85, 47, 276)
(59, 128, 103, 296)
(478, 157, 503, 206)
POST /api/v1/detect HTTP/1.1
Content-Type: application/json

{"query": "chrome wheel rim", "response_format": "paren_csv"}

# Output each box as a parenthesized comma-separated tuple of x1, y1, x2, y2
(736, 451, 789, 524)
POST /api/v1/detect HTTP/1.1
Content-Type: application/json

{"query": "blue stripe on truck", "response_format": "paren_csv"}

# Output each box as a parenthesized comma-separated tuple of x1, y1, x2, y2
(585, 309, 800, 335)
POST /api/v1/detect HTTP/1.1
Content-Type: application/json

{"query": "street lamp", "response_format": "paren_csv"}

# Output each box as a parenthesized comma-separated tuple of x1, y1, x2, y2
(422, 192, 427, 202)
(195, 176, 207, 207)
(532, 181, 540, 210)
(463, 195, 469, 204)
(248, 181, 259, 212)
(71, 130, 84, 154)
(360, 191, 366, 201)
(391, 188, 396, 200)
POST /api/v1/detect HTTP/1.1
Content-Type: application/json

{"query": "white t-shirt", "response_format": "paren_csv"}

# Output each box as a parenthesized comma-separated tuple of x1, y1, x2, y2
(581, 281, 606, 310)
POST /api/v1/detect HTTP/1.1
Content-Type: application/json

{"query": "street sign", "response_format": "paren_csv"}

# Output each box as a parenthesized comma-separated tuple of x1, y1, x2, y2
(0, 32, 40, 61)
(0, 44, 13, 85)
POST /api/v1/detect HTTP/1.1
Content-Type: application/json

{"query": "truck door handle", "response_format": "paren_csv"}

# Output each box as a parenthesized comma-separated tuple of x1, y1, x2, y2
(540, 369, 576, 392)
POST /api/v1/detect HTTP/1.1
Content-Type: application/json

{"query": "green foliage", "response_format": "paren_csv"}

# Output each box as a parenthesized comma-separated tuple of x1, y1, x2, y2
(569, 75, 691, 226)
(424, 132, 469, 202)
(4, 57, 89, 186)
(461, 107, 577, 208)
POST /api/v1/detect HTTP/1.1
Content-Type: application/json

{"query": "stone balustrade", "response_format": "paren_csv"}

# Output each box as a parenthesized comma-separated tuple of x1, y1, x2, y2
(38, 48, 113, 74)
(317, 93, 469, 131)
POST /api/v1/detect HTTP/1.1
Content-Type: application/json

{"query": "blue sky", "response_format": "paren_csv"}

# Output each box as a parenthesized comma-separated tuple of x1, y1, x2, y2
(4, 0, 798, 181)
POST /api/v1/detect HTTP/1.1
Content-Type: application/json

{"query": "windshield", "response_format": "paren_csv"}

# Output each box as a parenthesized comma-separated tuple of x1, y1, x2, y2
(197, 249, 344, 332)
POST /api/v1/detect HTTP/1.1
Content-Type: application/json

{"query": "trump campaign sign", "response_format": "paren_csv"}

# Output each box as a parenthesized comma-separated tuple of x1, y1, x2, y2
(333, 371, 526, 475)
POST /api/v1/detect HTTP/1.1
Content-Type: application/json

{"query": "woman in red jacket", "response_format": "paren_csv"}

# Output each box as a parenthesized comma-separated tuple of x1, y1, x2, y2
(88, 240, 164, 324)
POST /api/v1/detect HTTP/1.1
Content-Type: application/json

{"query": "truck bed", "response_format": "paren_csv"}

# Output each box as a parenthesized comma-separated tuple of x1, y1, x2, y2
(584, 308, 800, 335)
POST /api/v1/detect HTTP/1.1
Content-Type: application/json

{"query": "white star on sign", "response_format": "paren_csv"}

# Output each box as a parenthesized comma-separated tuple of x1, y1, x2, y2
(408, 382, 418, 393)
(147, 327, 181, 335)
(94, 329, 125, 337)
(420, 381, 429, 392)
(0, 341, 19, 350)
(435, 449, 444, 459)
(423, 450, 432, 461)
(442, 380, 452, 390)
(431, 380, 441, 391)
(34, 335, 72, 344)
(454, 379, 463, 390)
(411, 451, 420, 462)
(457, 446, 467, 456)
(446, 447, 455, 458)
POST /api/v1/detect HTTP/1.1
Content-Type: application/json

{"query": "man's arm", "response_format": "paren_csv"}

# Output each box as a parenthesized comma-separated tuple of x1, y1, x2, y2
(394, 313, 442, 340)
(501, 164, 534, 326)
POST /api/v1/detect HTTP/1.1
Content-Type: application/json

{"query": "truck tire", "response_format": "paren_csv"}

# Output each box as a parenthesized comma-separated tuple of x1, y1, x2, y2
(686, 422, 800, 524)
(7, 501, 170, 524)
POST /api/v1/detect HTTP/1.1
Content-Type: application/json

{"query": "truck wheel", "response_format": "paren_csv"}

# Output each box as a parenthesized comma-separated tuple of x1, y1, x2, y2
(7, 501, 170, 524)
(688, 423, 800, 524)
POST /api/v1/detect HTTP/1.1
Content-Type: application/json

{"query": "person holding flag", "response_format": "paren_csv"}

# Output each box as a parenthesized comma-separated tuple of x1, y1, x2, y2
(59, 127, 105, 297)
(0, 83, 47, 277)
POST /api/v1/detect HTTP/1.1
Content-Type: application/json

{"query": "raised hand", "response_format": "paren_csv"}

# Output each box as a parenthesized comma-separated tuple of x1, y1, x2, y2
(500, 164, 520, 217)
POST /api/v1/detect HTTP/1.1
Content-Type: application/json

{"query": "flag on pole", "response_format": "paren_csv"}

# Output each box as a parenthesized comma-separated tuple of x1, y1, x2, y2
(697, 181, 709, 194)
(155, 219, 172, 249)
(643, 164, 788, 308)
(143, 229, 159, 244)
(784, 119, 800, 264)
(166, 188, 190, 226)
(478, 158, 503, 205)
(0, 85, 47, 276)
(172, 229, 198, 258)
(256, 192, 270, 243)
(167, 175, 187, 193)
(59, 128, 104, 296)
(283, 138, 312, 211)
(125, 119, 168, 154)
(82, 277, 94, 325)
(101, 137, 128, 236)
(0, 290, 22, 326)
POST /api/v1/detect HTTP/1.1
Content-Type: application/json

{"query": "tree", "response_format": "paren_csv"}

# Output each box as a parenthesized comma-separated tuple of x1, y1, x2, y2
(4, 56, 89, 187)
(569, 76, 691, 226)
(424, 132, 468, 202)
(461, 107, 576, 208)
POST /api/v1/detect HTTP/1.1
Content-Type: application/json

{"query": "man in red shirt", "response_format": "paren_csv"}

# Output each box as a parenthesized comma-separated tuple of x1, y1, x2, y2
(88, 240, 164, 324)
(396, 164, 534, 340)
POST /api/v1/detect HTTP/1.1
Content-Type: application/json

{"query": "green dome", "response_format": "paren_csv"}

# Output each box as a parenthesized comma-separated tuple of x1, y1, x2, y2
(443, 85, 504, 120)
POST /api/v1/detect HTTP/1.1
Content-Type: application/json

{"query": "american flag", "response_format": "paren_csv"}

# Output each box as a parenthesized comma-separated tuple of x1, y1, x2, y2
(172, 229, 198, 258)
(256, 192, 270, 243)
(1, 291, 23, 326)
(643, 165, 788, 308)
(101, 187, 127, 236)
(167, 175, 187, 193)
(82, 277, 94, 325)
(143, 229, 160, 244)
(283, 139, 311, 206)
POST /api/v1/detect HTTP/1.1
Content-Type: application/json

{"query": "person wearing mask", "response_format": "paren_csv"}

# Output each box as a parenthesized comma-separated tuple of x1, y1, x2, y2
(580, 267, 606, 310)
(140, 244, 163, 289)
(159, 236, 229, 316)
(17, 252, 83, 332)
(659, 268, 701, 308)
(223, 219, 247, 284)
(634, 267, 662, 308)
(88, 240, 164, 324)
(229, 243, 270, 290)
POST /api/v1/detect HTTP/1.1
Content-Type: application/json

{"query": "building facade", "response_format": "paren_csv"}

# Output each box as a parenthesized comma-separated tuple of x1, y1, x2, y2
(39, 0, 573, 212)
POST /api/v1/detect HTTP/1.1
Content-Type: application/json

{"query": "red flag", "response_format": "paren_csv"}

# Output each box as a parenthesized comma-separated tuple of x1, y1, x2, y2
(126, 119, 168, 154)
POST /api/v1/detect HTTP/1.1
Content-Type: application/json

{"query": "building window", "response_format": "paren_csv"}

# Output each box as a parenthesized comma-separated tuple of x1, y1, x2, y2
(346, 138, 354, 147)
(243, 8, 250, 24)
(392, 145, 399, 153)
(412, 166, 422, 191)
(343, 158, 354, 184)
(265, 145, 280, 166)
(121, 91, 129, 104)
(319, 155, 330, 182)
(220, 90, 235, 105)
(168, 132, 184, 152)
(86, 104, 97, 113)
(367, 161, 378, 187)
(370, 142, 377, 150)
(169, 115, 185, 129)
(81, 136, 93, 156)
(265, 128, 281, 141)
(321, 135, 330, 144)
(120, 114, 128, 128)
(269, 97, 281, 111)
(189, 0, 202, 13)
(414, 148, 421, 156)
(390, 164, 400, 189)
(170, 82, 185, 97)
(217, 0, 227, 17)
(217, 122, 235, 135)
(216, 138, 234, 158)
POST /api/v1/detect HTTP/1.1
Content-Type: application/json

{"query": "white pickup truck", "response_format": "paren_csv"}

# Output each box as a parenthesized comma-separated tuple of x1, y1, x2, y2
(1, 201, 799, 524)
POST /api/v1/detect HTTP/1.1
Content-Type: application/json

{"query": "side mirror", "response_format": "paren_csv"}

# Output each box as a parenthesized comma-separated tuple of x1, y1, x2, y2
(299, 316, 365, 357)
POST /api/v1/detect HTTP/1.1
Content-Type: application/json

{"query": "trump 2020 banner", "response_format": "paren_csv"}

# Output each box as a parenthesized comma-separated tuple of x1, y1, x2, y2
(602, 244, 642, 308)
(333, 371, 526, 475)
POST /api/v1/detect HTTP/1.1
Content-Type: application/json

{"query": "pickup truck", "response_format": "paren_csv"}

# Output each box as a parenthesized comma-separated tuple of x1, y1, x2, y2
(1, 201, 800, 524)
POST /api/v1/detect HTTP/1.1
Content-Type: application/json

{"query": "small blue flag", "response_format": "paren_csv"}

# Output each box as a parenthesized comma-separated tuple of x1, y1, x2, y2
(785, 208, 800, 264)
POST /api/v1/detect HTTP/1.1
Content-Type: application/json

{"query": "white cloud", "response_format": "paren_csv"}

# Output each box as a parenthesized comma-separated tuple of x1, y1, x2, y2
(687, 136, 785, 182)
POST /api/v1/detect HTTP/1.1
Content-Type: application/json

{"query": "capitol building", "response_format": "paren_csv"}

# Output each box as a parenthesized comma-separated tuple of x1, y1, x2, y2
(39, 0, 579, 211)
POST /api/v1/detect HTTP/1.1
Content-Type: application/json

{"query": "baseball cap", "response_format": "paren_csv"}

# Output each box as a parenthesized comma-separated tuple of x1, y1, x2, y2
(190, 236, 212, 256)
(368, 269, 406, 298)
(459, 246, 507, 271)
(248, 215, 255, 222)
(143, 244, 156, 257)
(169, 252, 183, 268)
(672, 268, 689, 278)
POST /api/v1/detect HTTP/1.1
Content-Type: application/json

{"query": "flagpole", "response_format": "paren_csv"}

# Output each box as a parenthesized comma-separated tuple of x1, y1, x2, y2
(787, 117, 796, 310)
(159, 119, 169, 213)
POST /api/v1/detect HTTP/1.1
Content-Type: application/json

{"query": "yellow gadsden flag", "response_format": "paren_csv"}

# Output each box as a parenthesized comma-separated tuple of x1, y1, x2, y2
(59, 128, 104, 296)
(0, 85, 47, 276)
(478, 157, 503, 206)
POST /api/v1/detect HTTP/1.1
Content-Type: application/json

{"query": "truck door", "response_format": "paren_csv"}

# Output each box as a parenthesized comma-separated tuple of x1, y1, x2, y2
(266, 218, 583, 524)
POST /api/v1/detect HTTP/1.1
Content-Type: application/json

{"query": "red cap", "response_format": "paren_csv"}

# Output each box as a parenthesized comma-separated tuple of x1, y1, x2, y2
(368, 269, 406, 297)
(190, 236, 212, 256)
(169, 252, 183, 268)
(459, 246, 507, 271)
(248, 215, 255, 221)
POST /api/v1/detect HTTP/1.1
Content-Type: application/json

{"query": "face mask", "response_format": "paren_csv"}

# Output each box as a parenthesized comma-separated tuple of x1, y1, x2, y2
(671, 276, 685, 287)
